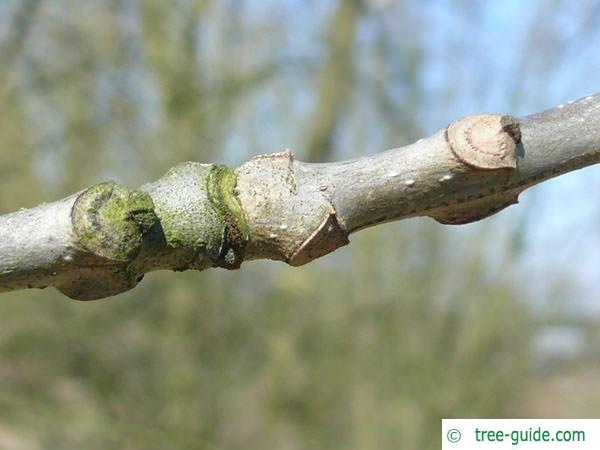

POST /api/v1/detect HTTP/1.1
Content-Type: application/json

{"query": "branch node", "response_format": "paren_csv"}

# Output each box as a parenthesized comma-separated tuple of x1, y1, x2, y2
(432, 191, 520, 225)
(207, 165, 249, 269)
(252, 149, 297, 194)
(445, 114, 521, 170)
(288, 207, 349, 266)
(72, 182, 157, 261)
(55, 266, 139, 301)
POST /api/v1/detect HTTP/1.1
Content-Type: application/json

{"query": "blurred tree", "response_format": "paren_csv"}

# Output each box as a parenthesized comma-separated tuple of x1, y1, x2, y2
(0, 1, 598, 449)
(304, 0, 361, 161)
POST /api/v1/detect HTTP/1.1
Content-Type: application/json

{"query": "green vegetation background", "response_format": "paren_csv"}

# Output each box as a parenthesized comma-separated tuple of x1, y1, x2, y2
(0, 1, 599, 449)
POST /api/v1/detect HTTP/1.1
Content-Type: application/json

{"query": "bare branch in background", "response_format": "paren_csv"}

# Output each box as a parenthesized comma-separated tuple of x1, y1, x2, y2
(0, 0, 42, 94)
(304, 0, 362, 161)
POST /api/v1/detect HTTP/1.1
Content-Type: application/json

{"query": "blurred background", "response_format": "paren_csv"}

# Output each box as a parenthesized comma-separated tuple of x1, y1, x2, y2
(0, 0, 600, 448)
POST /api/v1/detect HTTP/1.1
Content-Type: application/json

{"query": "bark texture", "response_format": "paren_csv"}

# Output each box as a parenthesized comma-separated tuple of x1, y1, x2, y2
(1, 94, 599, 300)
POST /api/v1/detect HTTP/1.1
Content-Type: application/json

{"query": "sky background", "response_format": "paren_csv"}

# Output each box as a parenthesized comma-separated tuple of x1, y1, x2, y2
(1, 1, 600, 448)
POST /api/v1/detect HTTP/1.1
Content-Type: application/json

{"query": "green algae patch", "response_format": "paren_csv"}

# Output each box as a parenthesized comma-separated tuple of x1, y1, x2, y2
(72, 182, 157, 261)
(140, 162, 224, 269)
(207, 165, 249, 269)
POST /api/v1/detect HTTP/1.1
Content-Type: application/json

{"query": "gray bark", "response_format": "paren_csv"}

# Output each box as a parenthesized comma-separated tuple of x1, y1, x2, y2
(1, 93, 599, 300)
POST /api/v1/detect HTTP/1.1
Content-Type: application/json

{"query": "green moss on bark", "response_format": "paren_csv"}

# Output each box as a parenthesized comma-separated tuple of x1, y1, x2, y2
(70, 163, 248, 280)
(72, 182, 158, 261)
(138, 162, 248, 271)
(207, 165, 249, 269)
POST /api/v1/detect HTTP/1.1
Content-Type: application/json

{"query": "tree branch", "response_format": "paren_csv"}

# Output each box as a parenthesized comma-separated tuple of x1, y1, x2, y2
(1, 94, 599, 300)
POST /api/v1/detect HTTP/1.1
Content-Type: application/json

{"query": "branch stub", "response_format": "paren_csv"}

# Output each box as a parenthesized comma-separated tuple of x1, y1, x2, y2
(446, 114, 521, 170)
(72, 182, 157, 261)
